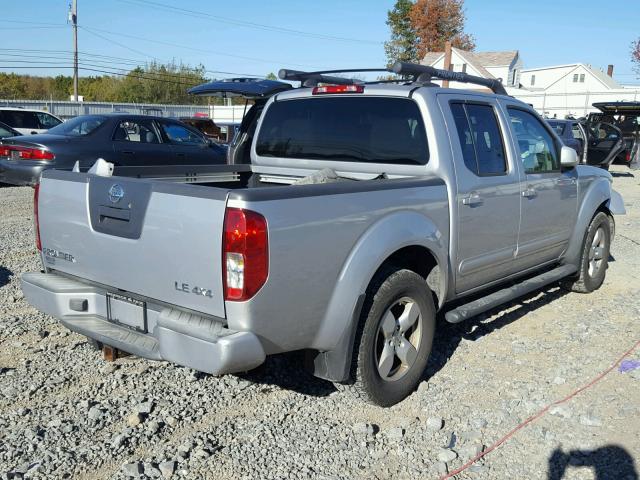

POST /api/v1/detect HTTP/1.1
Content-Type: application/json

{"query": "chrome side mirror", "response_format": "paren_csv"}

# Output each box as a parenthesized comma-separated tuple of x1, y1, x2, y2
(560, 145, 578, 168)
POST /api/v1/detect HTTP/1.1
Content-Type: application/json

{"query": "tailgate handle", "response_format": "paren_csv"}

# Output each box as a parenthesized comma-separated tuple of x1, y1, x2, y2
(98, 205, 131, 222)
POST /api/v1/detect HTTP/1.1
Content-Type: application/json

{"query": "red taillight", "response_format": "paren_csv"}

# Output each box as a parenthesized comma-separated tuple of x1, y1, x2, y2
(626, 150, 631, 163)
(0, 145, 54, 160)
(33, 183, 42, 252)
(312, 84, 365, 95)
(222, 207, 268, 301)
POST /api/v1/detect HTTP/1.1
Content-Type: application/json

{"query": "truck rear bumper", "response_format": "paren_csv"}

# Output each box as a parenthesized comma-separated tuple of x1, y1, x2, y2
(21, 272, 266, 375)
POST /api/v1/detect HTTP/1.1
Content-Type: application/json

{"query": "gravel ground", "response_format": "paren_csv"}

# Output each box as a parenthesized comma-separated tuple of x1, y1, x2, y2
(1, 167, 639, 480)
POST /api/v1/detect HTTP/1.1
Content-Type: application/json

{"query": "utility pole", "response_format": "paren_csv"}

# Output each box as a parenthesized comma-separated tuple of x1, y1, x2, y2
(71, 0, 78, 101)
(442, 41, 452, 89)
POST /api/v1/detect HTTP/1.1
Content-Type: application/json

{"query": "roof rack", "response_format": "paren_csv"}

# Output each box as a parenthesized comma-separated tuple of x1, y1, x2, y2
(391, 61, 508, 95)
(278, 63, 508, 95)
(278, 68, 389, 87)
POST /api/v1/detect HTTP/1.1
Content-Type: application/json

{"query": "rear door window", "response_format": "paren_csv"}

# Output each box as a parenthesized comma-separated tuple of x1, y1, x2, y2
(571, 123, 585, 141)
(36, 112, 62, 129)
(160, 122, 207, 146)
(450, 102, 507, 175)
(113, 119, 161, 143)
(256, 97, 429, 165)
(0, 110, 40, 129)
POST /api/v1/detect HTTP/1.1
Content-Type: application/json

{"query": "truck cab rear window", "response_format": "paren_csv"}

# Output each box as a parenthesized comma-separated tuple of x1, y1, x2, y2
(256, 97, 429, 165)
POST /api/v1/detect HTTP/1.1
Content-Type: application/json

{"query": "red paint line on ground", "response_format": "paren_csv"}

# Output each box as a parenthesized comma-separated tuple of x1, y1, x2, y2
(439, 338, 640, 479)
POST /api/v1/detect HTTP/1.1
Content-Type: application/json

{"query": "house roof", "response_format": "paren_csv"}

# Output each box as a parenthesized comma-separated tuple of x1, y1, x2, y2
(589, 66, 620, 89)
(471, 51, 518, 67)
(420, 49, 518, 80)
(522, 63, 621, 90)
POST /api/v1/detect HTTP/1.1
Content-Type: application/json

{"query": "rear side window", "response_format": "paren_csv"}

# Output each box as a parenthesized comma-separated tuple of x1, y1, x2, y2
(161, 122, 206, 146)
(36, 112, 62, 129)
(47, 115, 107, 136)
(450, 102, 507, 176)
(548, 122, 565, 136)
(113, 119, 160, 144)
(0, 110, 39, 129)
(256, 97, 429, 165)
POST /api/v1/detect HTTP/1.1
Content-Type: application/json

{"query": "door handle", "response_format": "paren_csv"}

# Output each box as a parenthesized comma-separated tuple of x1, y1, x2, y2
(522, 186, 537, 198)
(121, 150, 134, 155)
(462, 193, 483, 206)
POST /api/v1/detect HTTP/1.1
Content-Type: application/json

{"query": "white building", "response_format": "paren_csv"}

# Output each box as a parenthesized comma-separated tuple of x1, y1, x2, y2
(421, 48, 522, 88)
(514, 64, 640, 118)
(520, 63, 620, 93)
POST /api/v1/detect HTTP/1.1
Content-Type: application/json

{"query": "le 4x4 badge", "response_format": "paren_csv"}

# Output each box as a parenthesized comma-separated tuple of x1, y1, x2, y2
(174, 281, 213, 299)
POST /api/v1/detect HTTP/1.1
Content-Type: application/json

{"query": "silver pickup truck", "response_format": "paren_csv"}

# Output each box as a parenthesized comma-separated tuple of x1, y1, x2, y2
(22, 63, 625, 407)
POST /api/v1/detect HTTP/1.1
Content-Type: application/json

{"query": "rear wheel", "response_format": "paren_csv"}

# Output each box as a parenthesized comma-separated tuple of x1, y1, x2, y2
(349, 268, 435, 407)
(561, 211, 611, 293)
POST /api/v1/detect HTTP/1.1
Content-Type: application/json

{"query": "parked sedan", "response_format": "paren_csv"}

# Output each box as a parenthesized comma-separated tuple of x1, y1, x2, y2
(0, 114, 227, 186)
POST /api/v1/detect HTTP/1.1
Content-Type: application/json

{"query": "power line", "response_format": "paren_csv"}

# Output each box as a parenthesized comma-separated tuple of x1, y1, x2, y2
(79, 24, 310, 67)
(0, 49, 265, 78)
(0, 58, 262, 82)
(1, 26, 67, 31)
(78, 67, 203, 87)
(0, 64, 203, 87)
(117, 0, 381, 45)
(0, 19, 67, 26)
(79, 25, 160, 60)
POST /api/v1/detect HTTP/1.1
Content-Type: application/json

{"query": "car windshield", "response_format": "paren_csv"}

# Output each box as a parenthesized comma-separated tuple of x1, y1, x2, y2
(47, 115, 107, 136)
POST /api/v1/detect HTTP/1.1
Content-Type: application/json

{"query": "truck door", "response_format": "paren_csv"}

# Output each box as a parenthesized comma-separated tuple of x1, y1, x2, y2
(505, 106, 578, 270)
(441, 96, 522, 293)
(586, 122, 623, 167)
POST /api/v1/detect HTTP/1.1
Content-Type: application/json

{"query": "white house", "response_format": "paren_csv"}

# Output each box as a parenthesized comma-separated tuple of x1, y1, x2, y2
(519, 63, 621, 93)
(513, 63, 640, 118)
(420, 48, 522, 88)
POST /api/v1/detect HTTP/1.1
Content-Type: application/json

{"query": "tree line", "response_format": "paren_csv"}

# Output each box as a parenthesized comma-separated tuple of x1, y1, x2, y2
(0, 62, 240, 105)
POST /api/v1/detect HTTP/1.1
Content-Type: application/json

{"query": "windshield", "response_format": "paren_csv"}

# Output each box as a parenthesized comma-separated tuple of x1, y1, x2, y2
(47, 115, 107, 136)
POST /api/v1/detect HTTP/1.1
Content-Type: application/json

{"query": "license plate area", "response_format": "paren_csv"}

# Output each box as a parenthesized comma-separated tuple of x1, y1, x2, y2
(106, 293, 147, 332)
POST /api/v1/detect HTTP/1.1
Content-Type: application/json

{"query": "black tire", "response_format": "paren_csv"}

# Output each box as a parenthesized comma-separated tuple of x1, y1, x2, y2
(561, 211, 611, 293)
(348, 267, 435, 407)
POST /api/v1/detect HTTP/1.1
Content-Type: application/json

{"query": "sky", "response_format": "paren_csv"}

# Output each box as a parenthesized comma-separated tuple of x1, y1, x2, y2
(0, 0, 638, 85)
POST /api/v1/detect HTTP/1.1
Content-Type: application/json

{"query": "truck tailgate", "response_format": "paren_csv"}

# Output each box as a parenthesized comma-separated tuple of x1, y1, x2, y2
(38, 171, 228, 318)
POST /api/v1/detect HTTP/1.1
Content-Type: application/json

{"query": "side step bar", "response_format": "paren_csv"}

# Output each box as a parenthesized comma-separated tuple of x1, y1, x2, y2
(445, 265, 577, 323)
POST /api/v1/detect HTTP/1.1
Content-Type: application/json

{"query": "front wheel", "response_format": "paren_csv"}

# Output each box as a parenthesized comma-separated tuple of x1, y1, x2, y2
(561, 212, 611, 293)
(349, 268, 435, 407)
